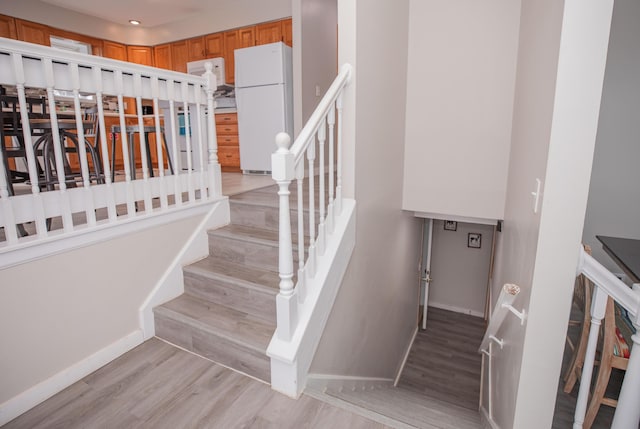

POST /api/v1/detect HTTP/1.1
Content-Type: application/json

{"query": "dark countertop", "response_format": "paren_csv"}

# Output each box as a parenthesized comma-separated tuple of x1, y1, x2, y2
(596, 235, 640, 283)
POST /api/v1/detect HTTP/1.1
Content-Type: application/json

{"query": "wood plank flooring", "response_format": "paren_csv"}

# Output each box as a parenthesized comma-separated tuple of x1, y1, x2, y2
(3, 338, 391, 429)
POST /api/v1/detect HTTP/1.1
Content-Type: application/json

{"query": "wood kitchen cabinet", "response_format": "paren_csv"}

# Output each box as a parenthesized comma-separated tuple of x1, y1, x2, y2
(282, 18, 293, 47)
(126, 46, 154, 66)
(215, 112, 240, 172)
(223, 27, 255, 85)
(187, 36, 206, 61)
(0, 14, 17, 39)
(15, 19, 50, 46)
(153, 44, 172, 70)
(170, 40, 189, 72)
(255, 21, 283, 45)
(204, 33, 224, 58)
(102, 41, 128, 61)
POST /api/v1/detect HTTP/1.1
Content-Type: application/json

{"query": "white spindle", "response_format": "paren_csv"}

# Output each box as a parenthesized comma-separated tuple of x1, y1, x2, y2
(0, 155, 18, 242)
(167, 80, 182, 206)
(335, 92, 344, 215)
(307, 141, 317, 278)
(70, 63, 97, 226)
(272, 133, 297, 340)
(327, 103, 336, 233)
(151, 76, 168, 210)
(134, 73, 153, 212)
(296, 161, 306, 303)
(193, 84, 206, 198)
(181, 82, 195, 203)
(115, 70, 136, 217)
(612, 321, 640, 428)
(317, 118, 326, 256)
(44, 58, 73, 232)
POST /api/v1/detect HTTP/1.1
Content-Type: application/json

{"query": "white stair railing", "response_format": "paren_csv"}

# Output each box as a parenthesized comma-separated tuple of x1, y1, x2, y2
(271, 63, 352, 341)
(0, 38, 222, 267)
(573, 246, 640, 429)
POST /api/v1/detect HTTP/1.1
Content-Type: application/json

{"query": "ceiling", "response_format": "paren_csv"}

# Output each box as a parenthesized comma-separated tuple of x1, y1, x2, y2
(40, 0, 211, 27)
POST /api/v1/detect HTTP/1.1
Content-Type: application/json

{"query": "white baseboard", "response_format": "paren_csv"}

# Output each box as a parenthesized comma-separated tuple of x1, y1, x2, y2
(480, 406, 500, 429)
(429, 302, 484, 318)
(394, 325, 418, 386)
(0, 330, 144, 426)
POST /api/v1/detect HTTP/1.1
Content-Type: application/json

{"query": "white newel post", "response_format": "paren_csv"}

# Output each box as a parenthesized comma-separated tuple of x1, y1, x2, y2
(203, 62, 221, 198)
(611, 287, 640, 429)
(573, 285, 608, 429)
(272, 132, 297, 341)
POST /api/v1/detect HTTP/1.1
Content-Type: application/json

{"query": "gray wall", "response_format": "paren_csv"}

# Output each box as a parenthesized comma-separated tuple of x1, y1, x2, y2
(582, 0, 640, 273)
(310, 0, 422, 378)
(429, 220, 493, 317)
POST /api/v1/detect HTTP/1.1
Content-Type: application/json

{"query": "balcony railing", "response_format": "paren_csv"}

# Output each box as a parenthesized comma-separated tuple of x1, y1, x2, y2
(0, 38, 222, 267)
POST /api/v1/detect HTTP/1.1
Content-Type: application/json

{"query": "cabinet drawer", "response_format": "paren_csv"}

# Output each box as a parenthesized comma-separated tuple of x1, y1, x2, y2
(216, 123, 238, 135)
(218, 146, 240, 167)
(215, 113, 237, 125)
(217, 134, 239, 146)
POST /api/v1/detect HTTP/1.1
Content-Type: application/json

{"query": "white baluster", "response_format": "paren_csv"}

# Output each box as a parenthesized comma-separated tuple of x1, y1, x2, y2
(70, 63, 97, 226)
(92, 66, 117, 222)
(272, 132, 297, 340)
(150, 76, 168, 210)
(134, 73, 153, 212)
(573, 285, 608, 429)
(12, 53, 47, 236)
(115, 70, 136, 217)
(335, 92, 344, 215)
(43, 59, 73, 232)
(307, 139, 317, 278)
(167, 81, 183, 206)
(296, 161, 306, 303)
(193, 84, 206, 198)
(317, 118, 326, 256)
(181, 82, 195, 203)
(0, 151, 18, 243)
(327, 103, 336, 233)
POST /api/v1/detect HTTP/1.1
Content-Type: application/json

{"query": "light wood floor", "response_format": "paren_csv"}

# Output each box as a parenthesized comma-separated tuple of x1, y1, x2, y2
(3, 338, 391, 429)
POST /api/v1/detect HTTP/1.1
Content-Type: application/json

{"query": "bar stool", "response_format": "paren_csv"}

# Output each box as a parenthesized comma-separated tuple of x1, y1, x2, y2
(110, 125, 174, 182)
(31, 118, 104, 191)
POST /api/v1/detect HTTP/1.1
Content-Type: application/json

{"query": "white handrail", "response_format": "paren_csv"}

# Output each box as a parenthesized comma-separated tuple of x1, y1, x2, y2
(479, 283, 525, 353)
(270, 63, 352, 341)
(573, 246, 640, 429)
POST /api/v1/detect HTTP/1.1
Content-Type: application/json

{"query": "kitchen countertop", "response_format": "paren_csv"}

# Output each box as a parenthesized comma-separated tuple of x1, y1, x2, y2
(215, 107, 237, 114)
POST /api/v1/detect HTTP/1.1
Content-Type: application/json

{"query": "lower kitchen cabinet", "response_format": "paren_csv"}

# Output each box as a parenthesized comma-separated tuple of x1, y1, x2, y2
(215, 112, 240, 172)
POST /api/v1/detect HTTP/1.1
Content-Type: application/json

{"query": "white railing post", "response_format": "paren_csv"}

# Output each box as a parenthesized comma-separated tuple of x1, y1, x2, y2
(307, 142, 317, 278)
(203, 62, 221, 198)
(272, 132, 297, 341)
(327, 103, 336, 234)
(296, 161, 306, 303)
(317, 118, 326, 256)
(335, 92, 344, 215)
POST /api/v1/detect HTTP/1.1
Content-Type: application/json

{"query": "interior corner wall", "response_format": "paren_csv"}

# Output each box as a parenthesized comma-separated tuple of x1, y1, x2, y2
(582, 0, 640, 272)
(309, 0, 422, 378)
(429, 220, 493, 317)
(0, 214, 204, 406)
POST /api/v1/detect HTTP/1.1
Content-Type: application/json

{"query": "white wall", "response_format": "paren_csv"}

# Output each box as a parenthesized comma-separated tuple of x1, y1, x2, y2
(310, 0, 422, 378)
(485, 0, 614, 427)
(402, 0, 520, 222)
(429, 220, 493, 317)
(292, 0, 338, 136)
(1, 0, 292, 45)
(0, 214, 204, 406)
(582, 0, 640, 272)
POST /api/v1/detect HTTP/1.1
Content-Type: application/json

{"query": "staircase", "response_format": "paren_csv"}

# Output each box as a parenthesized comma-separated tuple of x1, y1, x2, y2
(153, 184, 289, 383)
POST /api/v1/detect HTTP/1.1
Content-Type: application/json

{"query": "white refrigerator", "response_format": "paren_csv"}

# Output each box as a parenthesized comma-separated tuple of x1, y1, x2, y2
(235, 42, 293, 173)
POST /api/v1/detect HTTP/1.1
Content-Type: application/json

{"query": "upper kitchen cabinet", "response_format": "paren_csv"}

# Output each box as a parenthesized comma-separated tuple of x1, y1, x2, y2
(0, 14, 17, 39)
(204, 33, 224, 58)
(223, 27, 255, 84)
(282, 18, 292, 46)
(154, 44, 172, 70)
(171, 40, 189, 72)
(187, 36, 206, 61)
(255, 21, 282, 45)
(102, 41, 128, 61)
(15, 19, 50, 46)
(127, 45, 154, 66)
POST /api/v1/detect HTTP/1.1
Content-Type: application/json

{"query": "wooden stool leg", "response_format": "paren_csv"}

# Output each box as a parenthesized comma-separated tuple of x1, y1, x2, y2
(111, 132, 117, 183)
(584, 360, 613, 429)
(145, 132, 154, 177)
(161, 131, 174, 174)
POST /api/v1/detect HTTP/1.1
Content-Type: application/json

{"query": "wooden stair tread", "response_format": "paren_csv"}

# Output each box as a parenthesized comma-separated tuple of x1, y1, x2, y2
(186, 258, 280, 292)
(155, 294, 275, 353)
(209, 224, 281, 246)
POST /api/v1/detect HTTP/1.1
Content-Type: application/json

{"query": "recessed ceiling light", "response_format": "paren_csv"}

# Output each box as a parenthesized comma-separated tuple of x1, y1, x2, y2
(129, 19, 141, 25)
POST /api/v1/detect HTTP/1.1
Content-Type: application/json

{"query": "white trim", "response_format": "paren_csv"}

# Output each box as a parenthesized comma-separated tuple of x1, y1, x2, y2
(138, 199, 230, 338)
(394, 326, 418, 386)
(413, 211, 499, 226)
(429, 302, 485, 318)
(481, 406, 500, 429)
(0, 330, 144, 426)
(306, 374, 395, 392)
(0, 199, 226, 270)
